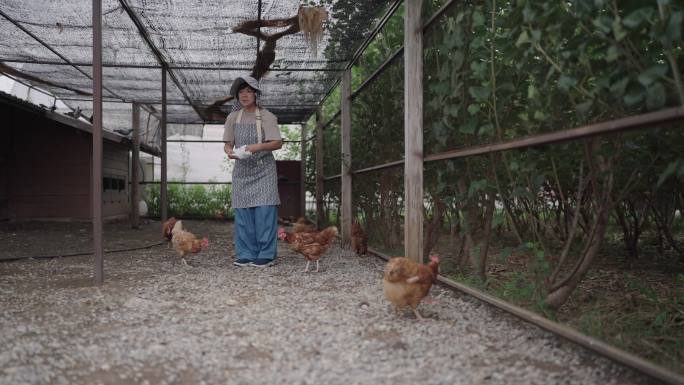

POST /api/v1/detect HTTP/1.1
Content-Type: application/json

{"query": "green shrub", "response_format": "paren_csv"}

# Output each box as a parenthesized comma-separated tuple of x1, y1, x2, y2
(142, 183, 233, 219)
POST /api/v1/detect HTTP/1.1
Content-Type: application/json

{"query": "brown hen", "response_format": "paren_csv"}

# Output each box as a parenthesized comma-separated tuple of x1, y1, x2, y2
(278, 226, 338, 272)
(171, 220, 209, 266)
(383, 254, 440, 320)
(351, 220, 368, 255)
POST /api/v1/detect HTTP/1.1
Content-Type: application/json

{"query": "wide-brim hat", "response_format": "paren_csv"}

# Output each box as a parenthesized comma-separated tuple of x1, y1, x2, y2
(230, 75, 261, 98)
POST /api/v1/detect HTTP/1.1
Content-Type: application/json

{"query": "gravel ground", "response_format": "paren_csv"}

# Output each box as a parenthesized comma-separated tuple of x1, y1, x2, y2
(0, 220, 659, 385)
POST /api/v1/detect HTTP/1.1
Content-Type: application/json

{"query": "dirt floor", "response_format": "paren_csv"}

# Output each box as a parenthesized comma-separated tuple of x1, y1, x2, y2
(0, 219, 164, 261)
(0, 220, 662, 385)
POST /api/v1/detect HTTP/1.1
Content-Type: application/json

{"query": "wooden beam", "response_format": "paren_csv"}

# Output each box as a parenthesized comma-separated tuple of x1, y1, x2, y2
(300, 123, 307, 218)
(315, 108, 325, 227)
(404, 0, 424, 263)
(340, 69, 352, 247)
(160, 66, 168, 222)
(131, 103, 141, 229)
(92, 0, 104, 285)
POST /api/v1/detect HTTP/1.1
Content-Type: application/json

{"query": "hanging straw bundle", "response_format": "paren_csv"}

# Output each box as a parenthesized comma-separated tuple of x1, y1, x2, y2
(298, 6, 328, 57)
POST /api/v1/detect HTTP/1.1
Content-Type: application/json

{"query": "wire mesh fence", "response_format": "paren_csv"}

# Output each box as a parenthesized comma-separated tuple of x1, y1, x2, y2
(301, 0, 684, 376)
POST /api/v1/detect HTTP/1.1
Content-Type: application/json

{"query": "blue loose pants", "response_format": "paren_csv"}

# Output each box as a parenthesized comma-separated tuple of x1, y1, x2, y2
(234, 205, 278, 261)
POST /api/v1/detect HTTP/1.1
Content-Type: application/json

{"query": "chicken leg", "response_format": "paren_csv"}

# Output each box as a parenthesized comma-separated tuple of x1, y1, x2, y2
(411, 307, 425, 321)
(303, 261, 310, 272)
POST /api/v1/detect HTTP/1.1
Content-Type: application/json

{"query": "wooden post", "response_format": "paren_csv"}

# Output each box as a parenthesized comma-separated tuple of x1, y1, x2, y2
(404, 0, 424, 263)
(92, 0, 104, 285)
(315, 108, 325, 228)
(160, 66, 168, 222)
(300, 123, 307, 218)
(340, 69, 352, 247)
(131, 103, 140, 229)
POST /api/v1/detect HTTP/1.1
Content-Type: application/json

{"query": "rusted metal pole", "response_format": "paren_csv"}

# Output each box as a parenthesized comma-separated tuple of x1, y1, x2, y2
(315, 108, 325, 228)
(92, 0, 104, 285)
(300, 123, 307, 217)
(404, 0, 424, 263)
(160, 66, 168, 222)
(131, 102, 140, 229)
(340, 69, 352, 247)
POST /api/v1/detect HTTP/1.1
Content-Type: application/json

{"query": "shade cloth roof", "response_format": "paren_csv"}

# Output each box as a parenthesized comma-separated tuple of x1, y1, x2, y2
(0, 0, 393, 126)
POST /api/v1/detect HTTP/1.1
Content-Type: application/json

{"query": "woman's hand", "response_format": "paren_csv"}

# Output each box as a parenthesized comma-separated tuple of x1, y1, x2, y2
(224, 143, 239, 160)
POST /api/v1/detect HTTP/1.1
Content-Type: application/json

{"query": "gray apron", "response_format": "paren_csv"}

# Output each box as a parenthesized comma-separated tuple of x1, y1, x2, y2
(231, 110, 280, 209)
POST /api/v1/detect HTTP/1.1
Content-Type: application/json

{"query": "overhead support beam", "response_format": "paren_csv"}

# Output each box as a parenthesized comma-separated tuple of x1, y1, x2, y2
(160, 66, 168, 222)
(340, 69, 352, 248)
(131, 102, 141, 229)
(92, 0, 104, 285)
(118, 0, 204, 121)
(404, 0, 424, 263)
(0, 59, 345, 71)
(315, 108, 325, 228)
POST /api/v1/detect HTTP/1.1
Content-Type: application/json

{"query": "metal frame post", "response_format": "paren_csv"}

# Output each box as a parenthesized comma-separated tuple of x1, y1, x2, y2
(92, 0, 104, 285)
(131, 102, 140, 228)
(160, 66, 168, 222)
(300, 123, 307, 218)
(315, 108, 325, 227)
(340, 69, 352, 247)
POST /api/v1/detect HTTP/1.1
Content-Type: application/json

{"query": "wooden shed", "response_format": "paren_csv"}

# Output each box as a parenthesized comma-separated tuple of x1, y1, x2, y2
(0, 91, 159, 221)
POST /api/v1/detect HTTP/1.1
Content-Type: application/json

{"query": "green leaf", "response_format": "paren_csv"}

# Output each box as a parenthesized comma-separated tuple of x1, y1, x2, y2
(533, 110, 547, 121)
(467, 103, 481, 115)
(468, 86, 491, 101)
(516, 30, 531, 46)
(622, 7, 653, 29)
(623, 87, 645, 106)
(558, 74, 578, 91)
(612, 18, 627, 41)
(666, 11, 683, 42)
(657, 159, 684, 186)
(467, 179, 487, 197)
(653, 312, 667, 327)
(592, 16, 612, 34)
(576, 100, 593, 115)
(472, 10, 485, 26)
(606, 45, 620, 62)
(646, 82, 666, 110)
(609, 77, 630, 97)
(471, 36, 485, 49)
(479, 123, 494, 135)
(527, 84, 538, 99)
(459, 119, 477, 134)
(531, 29, 542, 43)
(637, 64, 668, 86)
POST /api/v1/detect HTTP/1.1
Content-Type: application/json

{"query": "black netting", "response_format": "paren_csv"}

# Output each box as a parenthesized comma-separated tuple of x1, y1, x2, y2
(0, 0, 394, 124)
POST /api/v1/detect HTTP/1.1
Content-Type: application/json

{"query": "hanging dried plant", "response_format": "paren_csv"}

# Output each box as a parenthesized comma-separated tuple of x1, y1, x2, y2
(298, 6, 328, 57)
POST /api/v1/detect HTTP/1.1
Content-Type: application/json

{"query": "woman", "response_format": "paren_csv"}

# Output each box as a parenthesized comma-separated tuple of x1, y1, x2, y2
(223, 76, 282, 267)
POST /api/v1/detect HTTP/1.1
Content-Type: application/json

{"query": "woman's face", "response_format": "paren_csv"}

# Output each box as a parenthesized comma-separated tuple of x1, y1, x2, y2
(238, 86, 256, 108)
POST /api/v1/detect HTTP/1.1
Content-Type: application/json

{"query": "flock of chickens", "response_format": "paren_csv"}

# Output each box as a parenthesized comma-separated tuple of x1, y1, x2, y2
(161, 217, 441, 319)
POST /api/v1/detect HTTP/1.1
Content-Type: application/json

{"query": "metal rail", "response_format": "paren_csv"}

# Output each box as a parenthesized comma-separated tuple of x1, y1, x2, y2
(166, 139, 302, 144)
(335, 106, 684, 178)
(0, 58, 345, 71)
(368, 247, 684, 385)
(424, 106, 684, 163)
